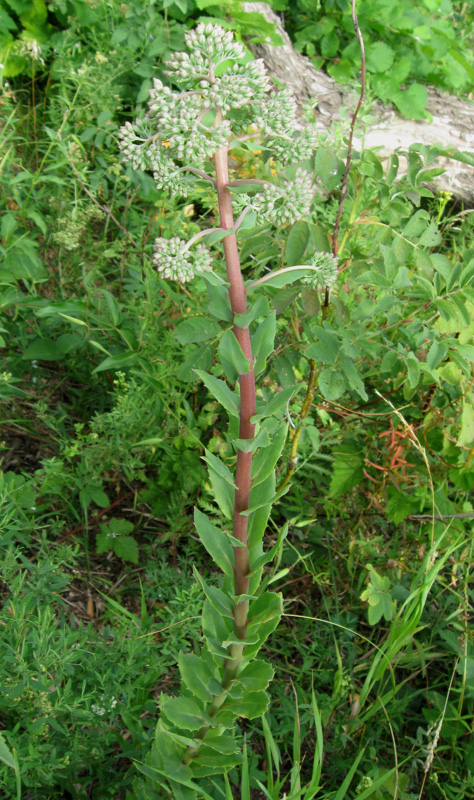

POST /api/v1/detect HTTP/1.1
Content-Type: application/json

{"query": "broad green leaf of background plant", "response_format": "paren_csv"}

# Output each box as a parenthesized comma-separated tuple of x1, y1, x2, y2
(360, 567, 396, 625)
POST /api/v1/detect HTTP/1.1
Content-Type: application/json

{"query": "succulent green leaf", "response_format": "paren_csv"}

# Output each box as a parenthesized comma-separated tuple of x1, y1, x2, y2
(245, 592, 283, 659)
(252, 384, 301, 423)
(193, 567, 233, 618)
(194, 509, 235, 578)
(178, 653, 220, 703)
(224, 690, 270, 719)
(218, 329, 250, 380)
(160, 695, 212, 731)
(202, 451, 235, 520)
(194, 370, 240, 418)
(251, 312, 276, 375)
(175, 317, 221, 345)
(248, 523, 288, 575)
(202, 599, 233, 658)
(233, 428, 271, 453)
(233, 296, 271, 328)
(236, 659, 274, 692)
(251, 420, 288, 487)
(206, 283, 233, 322)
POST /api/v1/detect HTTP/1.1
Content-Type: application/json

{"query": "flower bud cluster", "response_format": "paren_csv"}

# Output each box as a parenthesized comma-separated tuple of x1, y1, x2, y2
(153, 237, 212, 283)
(236, 169, 315, 227)
(268, 126, 320, 167)
(185, 22, 245, 62)
(302, 252, 339, 290)
(201, 60, 271, 113)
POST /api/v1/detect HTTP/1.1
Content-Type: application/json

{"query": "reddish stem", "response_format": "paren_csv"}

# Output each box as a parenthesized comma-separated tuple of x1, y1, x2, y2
(214, 145, 256, 655)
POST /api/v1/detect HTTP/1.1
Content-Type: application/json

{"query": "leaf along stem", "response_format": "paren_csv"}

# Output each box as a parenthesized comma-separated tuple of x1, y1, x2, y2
(183, 142, 257, 766)
(277, 359, 317, 492)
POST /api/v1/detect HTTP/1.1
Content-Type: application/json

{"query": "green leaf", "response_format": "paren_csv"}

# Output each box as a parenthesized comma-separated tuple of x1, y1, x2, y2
(306, 327, 339, 364)
(252, 385, 301, 423)
(431, 253, 452, 282)
(0, 731, 20, 800)
(113, 536, 139, 564)
(234, 296, 270, 328)
(22, 338, 63, 361)
(218, 329, 250, 380)
(458, 401, 474, 447)
(328, 441, 364, 498)
(160, 696, 212, 731)
(202, 598, 233, 659)
(206, 283, 233, 323)
(286, 221, 309, 266)
(251, 419, 288, 487)
(194, 509, 235, 578)
(366, 41, 395, 73)
(178, 344, 214, 382)
(361, 568, 395, 625)
(248, 267, 312, 290)
(306, 425, 320, 453)
(236, 659, 274, 693)
(92, 352, 138, 374)
(0, 730, 18, 773)
(178, 653, 220, 704)
(392, 84, 428, 120)
(233, 428, 271, 453)
(318, 368, 345, 400)
(339, 355, 367, 401)
(406, 352, 420, 389)
(100, 288, 121, 326)
(194, 370, 240, 418)
(245, 592, 283, 660)
(202, 450, 235, 520)
(193, 568, 233, 619)
(224, 690, 270, 719)
(251, 312, 276, 375)
(248, 523, 288, 575)
(175, 317, 221, 345)
(315, 146, 343, 191)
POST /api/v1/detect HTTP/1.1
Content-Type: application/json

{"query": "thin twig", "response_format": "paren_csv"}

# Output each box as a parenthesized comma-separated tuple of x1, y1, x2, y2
(66, 154, 140, 249)
(409, 513, 474, 521)
(324, 0, 366, 309)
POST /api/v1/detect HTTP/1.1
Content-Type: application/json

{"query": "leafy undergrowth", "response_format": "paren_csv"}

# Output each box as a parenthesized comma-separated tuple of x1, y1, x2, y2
(1, 1, 474, 798)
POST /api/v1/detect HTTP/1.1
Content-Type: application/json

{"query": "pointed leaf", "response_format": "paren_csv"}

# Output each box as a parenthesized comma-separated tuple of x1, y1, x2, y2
(251, 420, 288, 487)
(178, 653, 219, 703)
(286, 221, 309, 266)
(194, 370, 240, 418)
(218, 329, 250, 379)
(194, 509, 235, 578)
(160, 696, 212, 731)
(175, 317, 221, 345)
(252, 385, 301, 423)
(319, 368, 345, 401)
(237, 659, 274, 692)
(251, 312, 276, 376)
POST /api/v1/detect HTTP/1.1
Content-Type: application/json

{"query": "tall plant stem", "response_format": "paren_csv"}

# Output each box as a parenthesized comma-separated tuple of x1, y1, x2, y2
(183, 145, 256, 766)
(214, 144, 256, 665)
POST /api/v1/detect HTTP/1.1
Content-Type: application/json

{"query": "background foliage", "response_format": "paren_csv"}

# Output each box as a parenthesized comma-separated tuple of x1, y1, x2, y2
(1, 0, 474, 798)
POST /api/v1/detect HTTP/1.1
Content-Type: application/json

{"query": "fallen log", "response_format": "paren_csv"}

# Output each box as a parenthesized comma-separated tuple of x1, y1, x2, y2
(243, 2, 474, 204)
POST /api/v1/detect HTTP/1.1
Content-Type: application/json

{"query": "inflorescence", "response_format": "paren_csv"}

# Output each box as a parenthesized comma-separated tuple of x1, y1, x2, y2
(119, 22, 319, 282)
(302, 252, 339, 291)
